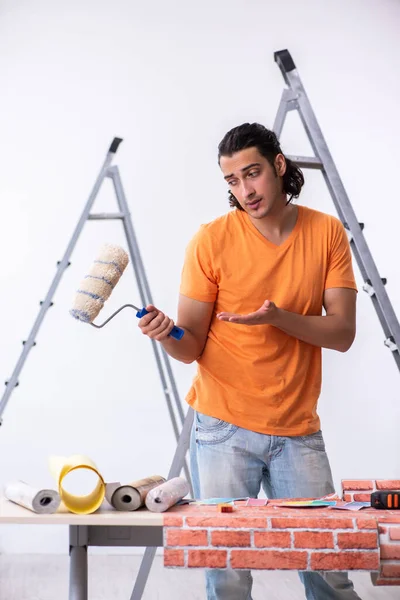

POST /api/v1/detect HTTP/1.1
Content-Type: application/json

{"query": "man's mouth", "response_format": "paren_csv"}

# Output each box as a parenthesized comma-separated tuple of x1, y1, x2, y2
(247, 198, 262, 209)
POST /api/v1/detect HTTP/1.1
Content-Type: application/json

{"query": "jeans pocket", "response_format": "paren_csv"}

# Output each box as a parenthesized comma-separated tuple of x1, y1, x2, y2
(295, 430, 326, 452)
(195, 411, 238, 445)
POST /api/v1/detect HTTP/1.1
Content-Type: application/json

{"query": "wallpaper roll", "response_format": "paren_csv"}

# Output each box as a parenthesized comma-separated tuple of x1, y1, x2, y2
(145, 477, 190, 513)
(4, 480, 61, 514)
(49, 454, 105, 514)
(106, 475, 166, 511)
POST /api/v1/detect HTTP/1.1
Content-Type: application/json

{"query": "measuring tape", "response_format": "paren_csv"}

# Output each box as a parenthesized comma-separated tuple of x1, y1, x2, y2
(371, 490, 400, 510)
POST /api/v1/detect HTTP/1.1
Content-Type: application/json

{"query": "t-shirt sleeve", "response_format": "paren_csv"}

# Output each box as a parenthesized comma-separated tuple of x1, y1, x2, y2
(325, 218, 358, 291)
(179, 226, 218, 302)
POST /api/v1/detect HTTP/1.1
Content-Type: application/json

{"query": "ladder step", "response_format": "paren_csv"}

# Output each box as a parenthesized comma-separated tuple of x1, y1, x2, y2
(40, 301, 54, 306)
(286, 155, 323, 169)
(22, 341, 36, 346)
(88, 213, 125, 220)
(57, 261, 71, 267)
(5, 381, 19, 387)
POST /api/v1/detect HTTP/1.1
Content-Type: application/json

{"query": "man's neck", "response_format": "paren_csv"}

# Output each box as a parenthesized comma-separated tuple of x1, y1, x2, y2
(249, 199, 299, 245)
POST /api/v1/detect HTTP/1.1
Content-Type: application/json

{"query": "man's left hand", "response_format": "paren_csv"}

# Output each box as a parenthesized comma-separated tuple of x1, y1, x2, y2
(217, 300, 279, 325)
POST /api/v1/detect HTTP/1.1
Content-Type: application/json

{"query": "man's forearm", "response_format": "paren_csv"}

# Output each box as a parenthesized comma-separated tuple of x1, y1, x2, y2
(273, 309, 355, 352)
(161, 328, 203, 364)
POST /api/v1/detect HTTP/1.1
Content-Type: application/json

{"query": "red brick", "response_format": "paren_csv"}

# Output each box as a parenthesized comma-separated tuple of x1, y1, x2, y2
(382, 564, 400, 578)
(389, 527, 400, 540)
(374, 514, 400, 524)
(254, 531, 291, 548)
(163, 515, 183, 527)
(164, 549, 185, 567)
(343, 493, 353, 502)
(186, 516, 267, 528)
(378, 526, 388, 534)
(356, 517, 377, 530)
(166, 529, 207, 547)
(211, 530, 250, 547)
(342, 480, 374, 491)
(188, 550, 227, 568)
(353, 493, 372, 502)
(381, 545, 400, 560)
(271, 517, 353, 530)
(311, 551, 379, 571)
(294, 531, 334, 549)
(376, 480, 400, 490)
(230, 550, 308, 570)
(337, 532, 377, 550)
(374, 578, 400, 586)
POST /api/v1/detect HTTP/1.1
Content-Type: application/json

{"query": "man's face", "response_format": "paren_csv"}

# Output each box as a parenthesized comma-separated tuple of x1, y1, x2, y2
(220, 147, 286, 219)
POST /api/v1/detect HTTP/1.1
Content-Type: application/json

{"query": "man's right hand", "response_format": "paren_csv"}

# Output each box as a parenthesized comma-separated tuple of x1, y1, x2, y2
(137, 295, 214, 364)
(138, 304, 176, 341)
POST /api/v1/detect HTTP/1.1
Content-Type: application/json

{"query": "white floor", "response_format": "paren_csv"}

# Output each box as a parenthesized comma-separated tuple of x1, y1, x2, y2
(0, 554, 399, 599)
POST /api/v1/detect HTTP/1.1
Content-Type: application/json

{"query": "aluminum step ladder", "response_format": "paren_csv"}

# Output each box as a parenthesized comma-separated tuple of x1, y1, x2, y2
(273, 49, 400, 371)
(0, 137, 193, 488)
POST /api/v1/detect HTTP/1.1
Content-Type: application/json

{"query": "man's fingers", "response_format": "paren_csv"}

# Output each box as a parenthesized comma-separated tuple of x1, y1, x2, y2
(150, 317, 175, 340)
(139, 309, 162, 328)
(141, 314, 174, 340)
(154, 319, 175, 341)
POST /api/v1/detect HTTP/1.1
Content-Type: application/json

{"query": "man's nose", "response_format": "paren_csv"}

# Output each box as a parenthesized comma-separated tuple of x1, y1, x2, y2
(241, 180, 256, 199)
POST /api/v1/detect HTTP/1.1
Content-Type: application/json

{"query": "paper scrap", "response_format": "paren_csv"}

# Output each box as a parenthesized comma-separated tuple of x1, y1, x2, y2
(330, 501, 371, 511)
(246, 498, 268, 506)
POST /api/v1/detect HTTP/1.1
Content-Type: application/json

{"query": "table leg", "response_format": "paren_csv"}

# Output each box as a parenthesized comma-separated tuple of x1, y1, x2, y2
(69, 525, 88, 600)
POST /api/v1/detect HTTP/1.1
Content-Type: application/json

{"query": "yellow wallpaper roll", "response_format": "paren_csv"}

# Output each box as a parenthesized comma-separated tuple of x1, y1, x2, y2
(49, 454, 105, 514)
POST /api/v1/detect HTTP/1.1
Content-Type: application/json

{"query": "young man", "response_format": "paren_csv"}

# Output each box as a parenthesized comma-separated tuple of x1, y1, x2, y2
(139, 123, 360, 600)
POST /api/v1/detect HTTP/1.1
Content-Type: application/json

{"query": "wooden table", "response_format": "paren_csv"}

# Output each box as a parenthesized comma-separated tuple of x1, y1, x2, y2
(0, 496, 163, 600)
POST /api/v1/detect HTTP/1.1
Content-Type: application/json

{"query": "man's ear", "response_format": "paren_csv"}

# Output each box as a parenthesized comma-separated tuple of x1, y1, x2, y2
(275, 153, 287, 177)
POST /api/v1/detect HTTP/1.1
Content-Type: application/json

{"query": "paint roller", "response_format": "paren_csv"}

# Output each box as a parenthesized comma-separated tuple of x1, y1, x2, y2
(69, 243, 184, 340)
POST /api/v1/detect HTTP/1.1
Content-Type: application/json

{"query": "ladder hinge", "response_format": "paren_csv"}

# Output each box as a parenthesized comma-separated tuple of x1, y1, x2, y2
(344, 222, 364, 242)
(362, 278, 387, 297)
(384, 336, 398, 353)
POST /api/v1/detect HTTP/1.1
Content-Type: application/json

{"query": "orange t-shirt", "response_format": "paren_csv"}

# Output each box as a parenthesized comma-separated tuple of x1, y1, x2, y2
(179, 205, 357, 436)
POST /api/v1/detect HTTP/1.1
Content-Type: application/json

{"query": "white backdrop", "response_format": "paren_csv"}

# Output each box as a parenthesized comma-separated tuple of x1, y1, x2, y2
(0, 0, 399, 554)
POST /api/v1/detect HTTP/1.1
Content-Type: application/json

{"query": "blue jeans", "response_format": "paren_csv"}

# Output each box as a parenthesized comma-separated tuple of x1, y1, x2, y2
(190, 411, 361, 600)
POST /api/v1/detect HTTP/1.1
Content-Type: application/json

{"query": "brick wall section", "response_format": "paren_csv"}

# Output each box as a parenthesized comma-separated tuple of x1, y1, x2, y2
(163, 502, 380, 573)
(341, 479, 400, 585)
(341, 479, 400, 503)
(164, 495, 400, 586)
(372, 521, 400, 585)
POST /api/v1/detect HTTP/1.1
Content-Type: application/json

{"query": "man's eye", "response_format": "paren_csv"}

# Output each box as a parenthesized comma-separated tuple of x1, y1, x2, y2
(228, 181, 237, 187)
(248, 171, 259, 178)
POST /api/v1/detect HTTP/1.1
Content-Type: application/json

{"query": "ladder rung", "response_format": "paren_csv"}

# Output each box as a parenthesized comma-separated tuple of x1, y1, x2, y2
(88, 213, 125, 220)
(286, 155, 323, 169)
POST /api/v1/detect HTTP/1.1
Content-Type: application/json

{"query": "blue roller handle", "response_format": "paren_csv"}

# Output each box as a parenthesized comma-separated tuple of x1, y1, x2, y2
(136, 308, 184, 340)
